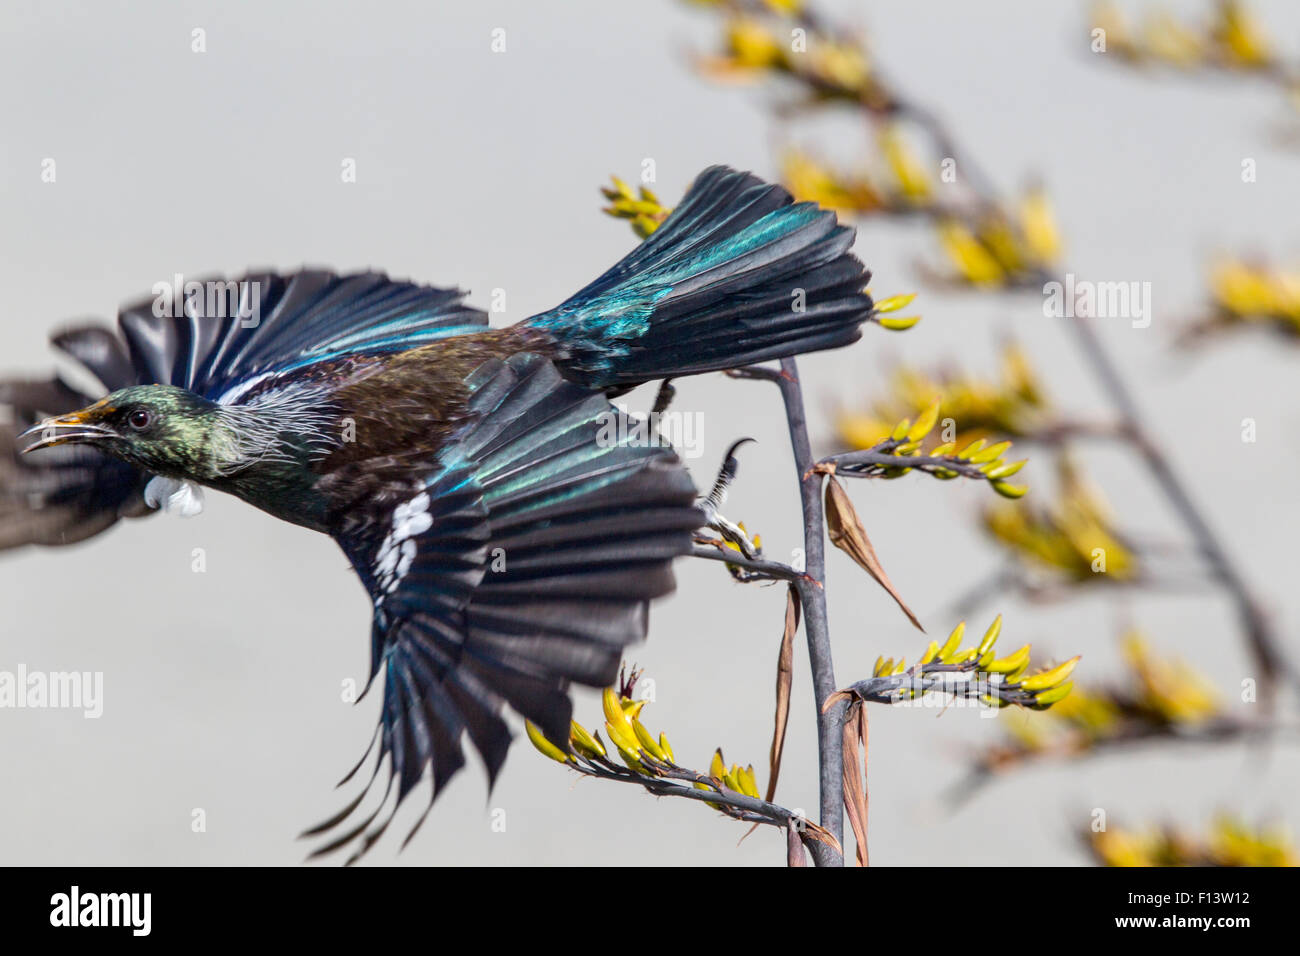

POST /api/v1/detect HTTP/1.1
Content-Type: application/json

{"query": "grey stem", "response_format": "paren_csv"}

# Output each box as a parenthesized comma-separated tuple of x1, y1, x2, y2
(776, 357, 846, 866)
(1061, 311, 1295, 701)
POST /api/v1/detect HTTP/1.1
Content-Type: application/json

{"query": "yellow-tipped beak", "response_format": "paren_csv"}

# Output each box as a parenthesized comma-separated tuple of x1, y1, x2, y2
(18, 403, 115, 453)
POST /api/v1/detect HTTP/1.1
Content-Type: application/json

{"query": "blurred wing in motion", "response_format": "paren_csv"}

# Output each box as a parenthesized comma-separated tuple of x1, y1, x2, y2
(0, 327, 151, 551)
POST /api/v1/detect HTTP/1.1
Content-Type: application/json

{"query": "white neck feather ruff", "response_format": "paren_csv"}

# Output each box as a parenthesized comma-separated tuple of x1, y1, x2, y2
(143, 476, 205, 517)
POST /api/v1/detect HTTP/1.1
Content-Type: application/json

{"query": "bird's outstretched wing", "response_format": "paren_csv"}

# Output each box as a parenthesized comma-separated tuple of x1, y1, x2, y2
(113, 270, 487, 403)
(309, 353, 702, 863)
(2, 271, 489, 551)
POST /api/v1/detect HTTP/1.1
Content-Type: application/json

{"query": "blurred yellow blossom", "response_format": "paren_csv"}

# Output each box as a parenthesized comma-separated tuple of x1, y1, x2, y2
(1123, 633, 1220, 724)
(983, 456, 1136, 581)
(1211, 0, 1274, 68)
(1089, 816, 1297, 867)
(1143, 9, 1206, 68)
(836, 343, 1051, 452)
(880, 125, 932, 203)
(781, 150, 884, 213)
(1200, 257, 1300, 338)
(989, 634, 1227, 767)
(934, 189, 1063, 288)
(694, 12, 888, 107)
(1092, 0, 1280, 73)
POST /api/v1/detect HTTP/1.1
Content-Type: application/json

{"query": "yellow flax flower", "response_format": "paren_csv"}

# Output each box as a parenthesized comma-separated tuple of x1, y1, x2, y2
(880, 125, 932, 203)
(983, 457, 1136, 581)
(1017, 187, 1064, 266)
(1211, 0, 1274, 69)
(780, 151, 884, 214)
(935, 187, 1064, 287)
(1124, 633, 1220, 724)
(1090, 816, 1297, 867)
(1143, 9, 1206, 68)
(1208, 258, 1300, 335)
(937, 219, 1005, 286)
(835, 344, 1051, 452)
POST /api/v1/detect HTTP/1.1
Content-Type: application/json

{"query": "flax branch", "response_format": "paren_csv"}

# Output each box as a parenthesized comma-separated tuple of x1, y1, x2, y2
(944, 717, 1300, 809)
(880, 49, 1296, 704)
(687, 0, 1296, 704)
(1060, 311, 1295, 700)
(550, 741, 841, 858)
(776, 358, 844, 866)
(720, 360, 845, 865)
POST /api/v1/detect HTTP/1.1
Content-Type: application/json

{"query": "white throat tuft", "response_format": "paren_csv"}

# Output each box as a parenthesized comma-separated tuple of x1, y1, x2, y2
(144, 476, 205, 517)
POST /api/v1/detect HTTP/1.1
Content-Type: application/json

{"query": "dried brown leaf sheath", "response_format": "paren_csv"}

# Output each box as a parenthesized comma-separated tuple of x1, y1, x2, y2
(824, 475, 924, 632)
(767, 585, 801, 802)
(841, 703, 869, 867)
(744, 585, 802, 846)
(787, 821, 810, 867)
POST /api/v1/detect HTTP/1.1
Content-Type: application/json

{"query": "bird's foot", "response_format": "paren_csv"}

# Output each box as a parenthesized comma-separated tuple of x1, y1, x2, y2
(698, 437, 761, 557)
(705, 512, 762, 560)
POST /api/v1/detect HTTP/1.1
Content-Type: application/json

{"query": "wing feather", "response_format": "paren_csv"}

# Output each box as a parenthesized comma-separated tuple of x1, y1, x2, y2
(311, 354, 701, 861)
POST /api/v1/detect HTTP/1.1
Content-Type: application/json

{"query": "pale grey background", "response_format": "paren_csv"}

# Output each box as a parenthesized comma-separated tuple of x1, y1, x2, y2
(1, 0, 1297, 866)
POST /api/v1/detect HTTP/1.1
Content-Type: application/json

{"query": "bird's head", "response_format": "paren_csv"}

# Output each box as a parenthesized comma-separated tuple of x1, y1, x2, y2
(20, 384, 222, 480)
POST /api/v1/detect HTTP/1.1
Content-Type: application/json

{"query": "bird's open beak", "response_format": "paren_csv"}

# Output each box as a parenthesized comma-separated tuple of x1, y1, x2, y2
(18, 402, 116, 453)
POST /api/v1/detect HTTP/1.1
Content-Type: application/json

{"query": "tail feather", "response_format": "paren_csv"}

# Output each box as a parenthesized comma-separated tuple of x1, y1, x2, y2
(528, 165, 875, 388)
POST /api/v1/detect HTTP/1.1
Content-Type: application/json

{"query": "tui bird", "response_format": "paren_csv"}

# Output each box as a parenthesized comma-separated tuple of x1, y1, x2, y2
(2, 166, 877, 860)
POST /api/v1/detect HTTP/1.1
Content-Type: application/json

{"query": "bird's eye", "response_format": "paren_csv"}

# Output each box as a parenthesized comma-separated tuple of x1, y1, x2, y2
(127, 408, 153, 431)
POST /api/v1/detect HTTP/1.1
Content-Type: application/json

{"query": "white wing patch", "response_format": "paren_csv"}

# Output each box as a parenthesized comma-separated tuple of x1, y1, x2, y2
(143, 476, 205, 518)
(373, 491, 433, 597)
